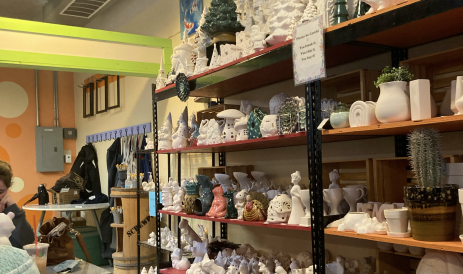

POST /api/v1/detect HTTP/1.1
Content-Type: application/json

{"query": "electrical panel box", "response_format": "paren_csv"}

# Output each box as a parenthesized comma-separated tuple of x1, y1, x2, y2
(63, 128, 77, 139)
(36, 127, 64, 172)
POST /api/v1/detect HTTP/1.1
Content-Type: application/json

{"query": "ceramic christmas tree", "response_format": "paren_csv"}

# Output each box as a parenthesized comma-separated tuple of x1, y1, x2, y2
(201, 0, 244, 43)
(155, 56, 168, 90)
(333, 0, 349, 25)
(209, 44, 221, 69)
(299, 0, 318, 24)
(265, 0, 305, 46)
(159, 113, 173, 150)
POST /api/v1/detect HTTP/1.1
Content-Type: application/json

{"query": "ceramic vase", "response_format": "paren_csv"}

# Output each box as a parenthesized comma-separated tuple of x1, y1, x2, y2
(375, 81, 411, 123)
(184, 181, 200, 214)
(454, 76, 463, 115)
(299, 189, 311, 227)
(193, 175, 214, 216)
(217, 109, 245, 143)
(330, 103, 350, 129)
(206, 184, 227, 218)
(410, 79, 432, 121)
(384, 208, 409, 236)
(342, 187, 366, 212)
(323, 188, 343, 215)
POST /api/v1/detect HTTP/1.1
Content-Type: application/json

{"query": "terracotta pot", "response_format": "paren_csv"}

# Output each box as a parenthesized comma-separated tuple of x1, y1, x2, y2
(404, 184, 458, 241)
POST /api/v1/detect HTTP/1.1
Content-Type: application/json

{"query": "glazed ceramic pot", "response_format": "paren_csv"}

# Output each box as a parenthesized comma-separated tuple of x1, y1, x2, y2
(330, 103, 350, 129)
(384, 208, 408, 233)
(375, 81, 411, 123)
(194, 175, 214, 216)
(223, 189, 238, 219)
(184, 181, 200, 214)
(404, 184, 458, 241)
(206, 184, 227, 218)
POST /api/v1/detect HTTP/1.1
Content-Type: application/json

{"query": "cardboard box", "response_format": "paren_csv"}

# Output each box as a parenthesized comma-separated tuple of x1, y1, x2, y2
(51, 189, 80, 204)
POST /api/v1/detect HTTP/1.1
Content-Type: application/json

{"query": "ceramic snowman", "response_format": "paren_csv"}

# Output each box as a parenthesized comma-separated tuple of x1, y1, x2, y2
(0, 212, 15, 246)
(217, 109, 245, 143)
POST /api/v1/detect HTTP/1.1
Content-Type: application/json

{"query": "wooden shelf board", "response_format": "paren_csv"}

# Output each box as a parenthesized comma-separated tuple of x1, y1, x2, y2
(159, 210, 311, 232)
(322, 115, 463, 137)
(400, 45, 463, 67)
(110, 223, 124, 228)
(138, 240, 156, 250)
(378, 249, 424, 259)
(325, 228, 463, 253)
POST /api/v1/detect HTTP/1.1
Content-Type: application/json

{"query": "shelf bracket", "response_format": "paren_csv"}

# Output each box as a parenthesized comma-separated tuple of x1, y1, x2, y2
(305, 80, 325, 274)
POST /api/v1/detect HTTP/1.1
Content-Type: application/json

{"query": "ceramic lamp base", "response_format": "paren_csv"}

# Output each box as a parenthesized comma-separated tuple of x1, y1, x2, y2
(299, 216, 311, 227)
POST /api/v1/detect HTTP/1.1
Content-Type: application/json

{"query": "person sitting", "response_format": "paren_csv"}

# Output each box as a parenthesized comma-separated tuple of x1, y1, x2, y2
(0, 160, 35, 248)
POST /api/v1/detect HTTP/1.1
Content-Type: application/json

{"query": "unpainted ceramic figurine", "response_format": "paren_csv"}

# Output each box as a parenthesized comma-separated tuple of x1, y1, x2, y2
(191, 237, 209, 264)
(240, 100, 253, 116)
(251, 25, 266, 53)
(363, 0, 405, 14)
(162, 179, 173, 207)
(323, 188, 343, 215)
(206, 119, 225, 145)
(260, 115, 278, 137)
(299, 0, 318, 24)
(206, 184, 228, 218)
(172, 107, 189, 149)
(296, 251, 313, 268)
(288, 171, 305, 225)
(148, 231, 156, 246)
(266, 194, 292, 224)
(258, 262, 270, 274)
(156, 56, 168, 90)
(218, 109, 246, 143)
(177, 258, 192, 271)
(234, 116, 250, 141)
(345, 260, 358, 274)
(172, 248, 183, 269)
(141, 267, 148, 274)
(179, 219, 202, 246)
(197, 119, 210, 146)
(265, 0, 305, 46)
(234, 172, 253, 190)
(202, 253, 226, 274)
(0, 212, 15, 246)
(328, 169, 340, 189)
(235, 189, 248, 220)
(159, 113, 173, 150)
(215, 173, 234, 192)
(148, 266, 156, 274)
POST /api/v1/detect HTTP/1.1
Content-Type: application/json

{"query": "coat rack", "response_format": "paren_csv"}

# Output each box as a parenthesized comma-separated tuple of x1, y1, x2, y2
(86, 122, 152, 143)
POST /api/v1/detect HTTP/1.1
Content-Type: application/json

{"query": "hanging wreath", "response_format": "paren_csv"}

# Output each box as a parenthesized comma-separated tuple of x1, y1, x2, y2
(176, 73, 190, 102)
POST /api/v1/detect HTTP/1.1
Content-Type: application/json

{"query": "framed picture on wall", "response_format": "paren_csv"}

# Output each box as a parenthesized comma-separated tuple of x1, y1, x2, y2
(180, 0, 203, 39)
(96, 76, 108, 114)
(107, 75, 121, 110)
(83, 83, 94, 118)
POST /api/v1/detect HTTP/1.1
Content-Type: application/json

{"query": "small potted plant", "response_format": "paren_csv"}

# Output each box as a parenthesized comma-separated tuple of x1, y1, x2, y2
(404, 128, 459, 241)
(374, 66, 414, 123)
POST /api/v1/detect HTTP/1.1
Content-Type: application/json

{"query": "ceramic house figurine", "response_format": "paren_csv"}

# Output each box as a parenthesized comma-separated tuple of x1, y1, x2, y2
(155, 56, 168, 90)
(235, 189, 248, 220)
(184, 180, 201, 214)
(266, 0, 305, 45)
(223, 189, 238, 219)
(218, 109, 246, 143)
(194, 175, 214, 216)
(248, 108, 268, 139)
(206, 184, 228, 218)
(235, 116, 249, 141)
(288, 171, 305, 225)
(270, 93, 289, 115)
(172, 107, 189, 149)
(0, 212, 15, 246)
(260, 115, 279, 137)
(329, 169, 341, 189)
(159, 113, 173, 150)
(266, 194, 292, 224)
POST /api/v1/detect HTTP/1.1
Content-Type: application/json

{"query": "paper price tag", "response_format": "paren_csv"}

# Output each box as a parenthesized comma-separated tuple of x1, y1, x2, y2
(292, 15, 326, 86)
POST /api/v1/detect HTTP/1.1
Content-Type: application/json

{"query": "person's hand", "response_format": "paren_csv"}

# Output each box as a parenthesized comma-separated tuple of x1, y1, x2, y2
(0, 193, 15, 213)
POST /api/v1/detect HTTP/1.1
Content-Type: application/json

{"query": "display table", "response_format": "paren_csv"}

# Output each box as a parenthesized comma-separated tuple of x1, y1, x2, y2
(46, 260, 111, 274)
(23, 203, 109, 241)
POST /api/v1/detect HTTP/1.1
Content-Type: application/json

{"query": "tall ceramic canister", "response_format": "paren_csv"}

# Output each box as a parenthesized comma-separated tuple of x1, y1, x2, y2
(409, 79, 431, 121)
(375, 81, 411, 123)
(217, 109, 245, 143)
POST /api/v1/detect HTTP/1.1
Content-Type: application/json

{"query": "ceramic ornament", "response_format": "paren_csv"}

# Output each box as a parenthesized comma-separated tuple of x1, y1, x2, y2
(323, 188, 343, 215)
(349, 101, 379, 127)
(288, 171, 305, 225)
(409, 79, 432, 121)
(172, 107, 189, 149)
(218, 109, 246, 143)
(158, 113, 173, 150)
(265, 0, 305, 46)
(362, 0, 405, 14)
(206, 184, 228, 218)
(266, 194, 292, 224)
(235, 189, 248, 220)
(235, 116, 250, 141)
(375, 81, 411, 123)
(155, 56, 168, 90)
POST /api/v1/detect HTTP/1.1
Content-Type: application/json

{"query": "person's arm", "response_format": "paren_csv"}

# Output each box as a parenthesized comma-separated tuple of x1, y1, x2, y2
(3, 204, 35, 249)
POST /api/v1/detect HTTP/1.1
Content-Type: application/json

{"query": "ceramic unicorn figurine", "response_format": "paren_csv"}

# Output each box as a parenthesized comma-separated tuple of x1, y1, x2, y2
(223, 189, 238, 219)
(206, 184, 227, 218)
(235, 189, 249, 220)
(0, 212, 15, 246)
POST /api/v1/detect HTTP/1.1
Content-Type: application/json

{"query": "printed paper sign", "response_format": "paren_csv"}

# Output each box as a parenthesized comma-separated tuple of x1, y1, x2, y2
(293, 15, 326, 86)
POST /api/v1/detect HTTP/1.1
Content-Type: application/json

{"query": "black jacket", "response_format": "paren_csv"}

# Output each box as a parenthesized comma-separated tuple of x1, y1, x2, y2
(4, 204, 35, 249)
(72, 144, 101, 199)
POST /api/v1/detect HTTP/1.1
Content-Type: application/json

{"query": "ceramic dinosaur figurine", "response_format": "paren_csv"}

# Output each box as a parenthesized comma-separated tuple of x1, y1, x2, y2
(223, 189, 238, 219)
(194, 175, 214, 216)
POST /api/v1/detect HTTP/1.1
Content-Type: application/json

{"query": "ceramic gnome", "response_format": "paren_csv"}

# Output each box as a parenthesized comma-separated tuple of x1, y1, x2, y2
(266, 194, 292, 224)
(218, 109, 245, 143)
(235, 189, 248, 220)
(155, 56, 168, 90)
(288, 171, 305, 225)
(235, 116, 249, 141)
(0, 212, 15, 246)
(206, 184, 228, 218)
(223, 189, 238, 219)
(172, 107, 189, 149)
(159, 113, 173, 150)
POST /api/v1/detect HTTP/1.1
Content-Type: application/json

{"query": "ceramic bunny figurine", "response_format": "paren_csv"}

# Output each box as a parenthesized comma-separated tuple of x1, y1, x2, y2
(0, 212, 15, 246)
(235, 189, 249, 220)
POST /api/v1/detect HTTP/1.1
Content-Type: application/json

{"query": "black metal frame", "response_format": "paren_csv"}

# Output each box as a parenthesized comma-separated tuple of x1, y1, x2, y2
(83, 82, 94, 118)
(108, 75, 121, 110)
(96, 76, 108, 114)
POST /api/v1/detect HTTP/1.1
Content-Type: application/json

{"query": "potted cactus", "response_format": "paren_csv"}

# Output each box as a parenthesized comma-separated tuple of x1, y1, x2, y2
(404, 128, 459, 241)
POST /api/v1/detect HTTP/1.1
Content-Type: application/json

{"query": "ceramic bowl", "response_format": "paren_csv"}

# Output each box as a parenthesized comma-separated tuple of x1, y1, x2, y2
(343, 212, 370, 231)
(408, 246, 425, 256)
(393, 244, 409, 253)
(377, 242, 393, 251)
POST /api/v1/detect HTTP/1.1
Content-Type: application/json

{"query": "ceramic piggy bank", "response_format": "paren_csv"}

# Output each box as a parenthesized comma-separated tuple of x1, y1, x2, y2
(0, 212, 15, 246)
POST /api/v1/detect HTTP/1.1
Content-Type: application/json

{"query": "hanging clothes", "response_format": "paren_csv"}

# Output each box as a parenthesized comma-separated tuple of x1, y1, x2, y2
(139, 134, 153, 180)
(106, 138, 122, 207)
(69, 143, 101, 200)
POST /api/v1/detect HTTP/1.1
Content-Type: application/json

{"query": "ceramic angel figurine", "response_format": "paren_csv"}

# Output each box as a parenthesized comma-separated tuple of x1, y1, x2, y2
(0, 212, 15, 246)
(235, 189, 249, 220)
(287, 171, 305, 225)
(172, 107, 189, 149)
(159, 113, 173, 150)
(329, 169, 340, 189)
(155, 56, 168, 90)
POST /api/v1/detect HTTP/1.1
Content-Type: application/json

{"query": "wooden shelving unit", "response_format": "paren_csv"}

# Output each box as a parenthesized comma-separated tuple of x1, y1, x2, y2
(325, 228, 463, 253)
(159, 210, 311, 232)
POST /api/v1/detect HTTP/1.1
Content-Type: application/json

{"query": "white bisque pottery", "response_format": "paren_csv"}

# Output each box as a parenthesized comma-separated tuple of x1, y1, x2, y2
(323, 188, 343, 215)
(455, 76, 463, 115)
(384, 208, 408, 233)
(375, 81, 411, 123)
(343, 212, 369, 231)
(217, 109, 245, 143)
(342, 187, 366, 212)
(377, 242, 393, 251)
(299, 189, 312, 227)
(409, 79, 432, 121)
(393, 244, 409, 253)
(408, 246, 425, 256)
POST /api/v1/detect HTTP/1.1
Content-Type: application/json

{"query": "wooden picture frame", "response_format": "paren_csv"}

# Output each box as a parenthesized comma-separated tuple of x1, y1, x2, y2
(108, 75, 121, 110)
(96, 76, 108, 114)
(83, 83, 94, 118)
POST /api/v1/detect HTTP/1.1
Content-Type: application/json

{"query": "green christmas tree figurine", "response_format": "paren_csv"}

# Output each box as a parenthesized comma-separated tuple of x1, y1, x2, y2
(333, 0, 349, 25)
(201, 0, 244, 38)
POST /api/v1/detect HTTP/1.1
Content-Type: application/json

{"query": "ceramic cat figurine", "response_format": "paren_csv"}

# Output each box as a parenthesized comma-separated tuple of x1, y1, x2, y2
(223, 189, 238, 219)
(0, 212, 15, 246)
(194, 175, 214, 216)
(206, 184, 227, 218)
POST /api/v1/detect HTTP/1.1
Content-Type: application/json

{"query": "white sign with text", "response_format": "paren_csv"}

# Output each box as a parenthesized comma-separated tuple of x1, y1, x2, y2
(293, 15, 326, 86)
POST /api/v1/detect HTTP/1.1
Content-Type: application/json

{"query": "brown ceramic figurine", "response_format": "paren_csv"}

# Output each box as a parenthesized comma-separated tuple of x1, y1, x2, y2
(206, 184, 227, 218)
(243, 194, 267, 221)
